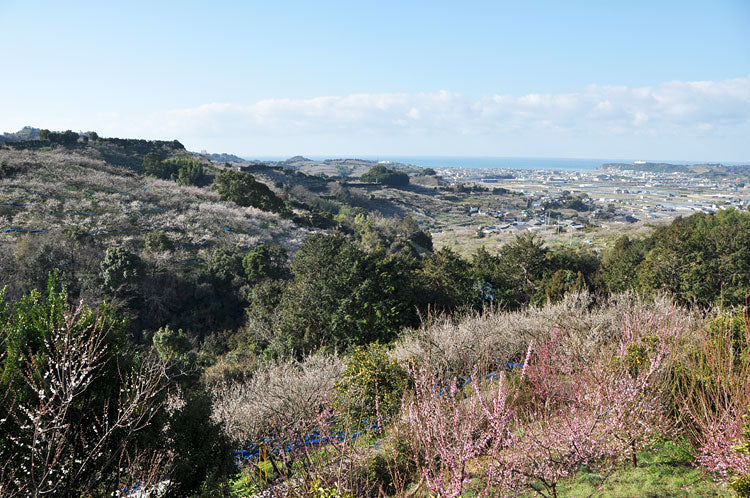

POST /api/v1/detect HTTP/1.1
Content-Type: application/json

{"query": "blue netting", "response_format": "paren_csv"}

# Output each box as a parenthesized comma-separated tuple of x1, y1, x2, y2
(234, 421, 380, 462)
(47, 212, 101, 217)
(1, 228, 49, 233)
(0, 201, 32, 206)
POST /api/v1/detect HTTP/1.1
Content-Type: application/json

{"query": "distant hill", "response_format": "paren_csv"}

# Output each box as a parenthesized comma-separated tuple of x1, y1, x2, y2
(0, 126, 41, 144)
(205, 152, 251, 164)
(602, 161, 750, 180)
(0, 126, 428, 179)
(2, 127, 187, 172)
(261, 156, 423, 178)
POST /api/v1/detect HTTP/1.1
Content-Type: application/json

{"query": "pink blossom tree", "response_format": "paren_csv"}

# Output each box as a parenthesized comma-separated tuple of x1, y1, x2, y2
(404, 363, 515, 498)
(403, 328, 673, 498)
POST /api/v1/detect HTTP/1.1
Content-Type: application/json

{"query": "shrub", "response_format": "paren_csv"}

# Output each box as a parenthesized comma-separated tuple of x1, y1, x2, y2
(145, 230, 174, 252)
(684, 308, 750, 487)
(334, 344, 409, 429)
(729, 418, 750, 496)
(360, 422, 416, 496)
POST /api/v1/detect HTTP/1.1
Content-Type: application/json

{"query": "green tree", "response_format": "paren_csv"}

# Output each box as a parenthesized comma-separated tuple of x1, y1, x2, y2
(496, 233, 550, 307)
(143, 151, 166, 176)
(150, 327, 235, 495)
(470, 246, 507, 306)
(144, 154, 202, 182)
(213, 170, 286, 214)
(100, 247, 143, 293)
(420, 246, 474, 310)
(635, 210, 750, 306)
(601, 236, 644, 293)
(163, 390, 235, 495)
(542, 269, 585, 303)
(274, 234, 418, 355)
(61, 130, 79, 145)
(360, 165, 410, 186)
(242, 243, 287, 285)
(153, 325, 195, 371)
(207, 247, 245, 287)
(176, 161, 205, 186)
(397, 216, 433, 251)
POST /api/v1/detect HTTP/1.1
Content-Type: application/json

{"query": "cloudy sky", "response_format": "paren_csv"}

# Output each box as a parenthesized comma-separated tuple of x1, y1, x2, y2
(1, 0, 748, 161)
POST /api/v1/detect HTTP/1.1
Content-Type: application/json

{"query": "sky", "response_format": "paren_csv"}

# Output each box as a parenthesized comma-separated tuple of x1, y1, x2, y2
(1, 0, 749, 161)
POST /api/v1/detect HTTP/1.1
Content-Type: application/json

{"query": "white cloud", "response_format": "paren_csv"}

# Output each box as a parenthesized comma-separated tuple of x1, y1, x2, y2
(96, 77, 749, 158)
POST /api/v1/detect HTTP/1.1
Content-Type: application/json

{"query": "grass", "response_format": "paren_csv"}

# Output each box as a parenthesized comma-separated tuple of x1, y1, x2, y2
(551, 440, 730, 498)
(221, 435, 732, 497)
(227, 471, 259, 496)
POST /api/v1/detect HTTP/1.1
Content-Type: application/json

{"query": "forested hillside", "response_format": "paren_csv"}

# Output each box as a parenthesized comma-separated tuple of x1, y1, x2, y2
(1, 133, 749, 497)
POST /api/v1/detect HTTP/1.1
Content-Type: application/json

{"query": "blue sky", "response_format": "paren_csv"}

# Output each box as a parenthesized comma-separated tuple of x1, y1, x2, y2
(1, 0, 749, 161)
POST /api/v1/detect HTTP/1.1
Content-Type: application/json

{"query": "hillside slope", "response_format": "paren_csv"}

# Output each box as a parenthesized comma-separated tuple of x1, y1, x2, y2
(0, 148, 311, 253)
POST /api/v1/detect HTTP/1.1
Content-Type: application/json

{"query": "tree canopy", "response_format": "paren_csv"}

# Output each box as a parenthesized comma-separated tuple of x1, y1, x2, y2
(213, 170, 287, 214)
(360, 165, 410, 186)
